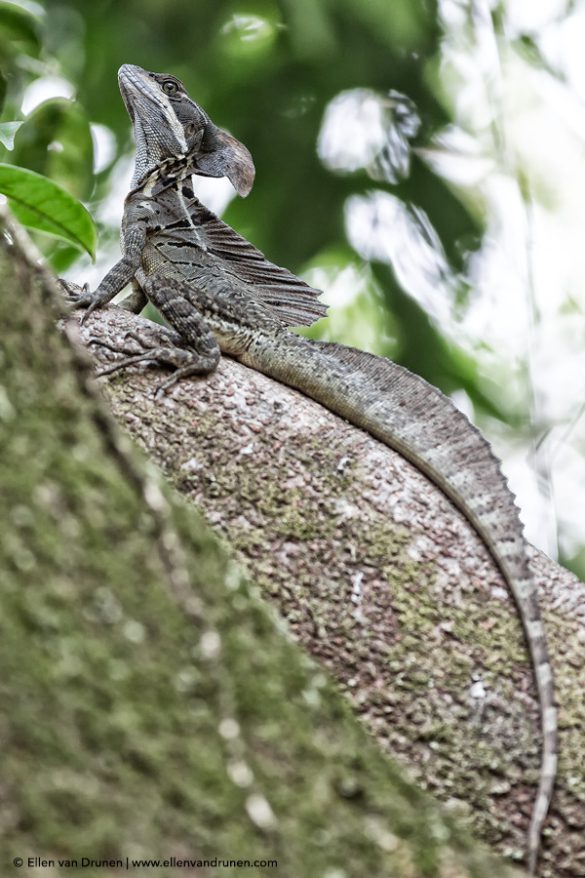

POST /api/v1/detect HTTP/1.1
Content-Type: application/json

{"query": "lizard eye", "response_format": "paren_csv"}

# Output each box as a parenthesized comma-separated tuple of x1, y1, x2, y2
(162, 80, 178, 96)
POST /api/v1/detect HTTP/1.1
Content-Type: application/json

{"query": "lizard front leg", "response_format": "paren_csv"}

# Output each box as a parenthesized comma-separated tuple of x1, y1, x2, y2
(62, 222, 149, 322)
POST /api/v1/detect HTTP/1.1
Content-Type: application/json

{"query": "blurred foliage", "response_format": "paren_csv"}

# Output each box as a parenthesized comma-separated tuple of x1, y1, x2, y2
(0, 0, 40, 65)
(0, 0, 517, 465)
(1, 0, 580, 572)
(0, 0, 487, 386)
(12, 97, 94, 198)
(0, 1, 95, 254)
(29, 0, 480, 386)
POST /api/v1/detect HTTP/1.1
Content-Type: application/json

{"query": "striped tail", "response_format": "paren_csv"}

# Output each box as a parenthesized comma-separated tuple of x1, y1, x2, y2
(240, 332, 558, 871)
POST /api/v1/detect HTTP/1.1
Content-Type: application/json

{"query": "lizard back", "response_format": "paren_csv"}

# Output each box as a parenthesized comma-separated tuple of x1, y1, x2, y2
(144, 186, 328, 329)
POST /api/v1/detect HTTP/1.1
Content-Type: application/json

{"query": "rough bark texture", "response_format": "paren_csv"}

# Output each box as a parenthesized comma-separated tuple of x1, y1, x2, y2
(0, 218, 536, 878)
(62, 302, 585, 878)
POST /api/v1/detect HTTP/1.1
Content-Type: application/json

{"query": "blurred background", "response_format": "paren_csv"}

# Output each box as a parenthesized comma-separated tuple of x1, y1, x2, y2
(1, 0, 584, 578)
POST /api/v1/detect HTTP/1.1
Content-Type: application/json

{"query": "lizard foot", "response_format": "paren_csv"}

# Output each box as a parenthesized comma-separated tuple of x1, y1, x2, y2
(154, 361, 216, 397)
(95, 344, 218, 393)
(88, 328, 183, 356)
(87, 335, 144, 359)
(58, 279, 103, 325)
(59, 279, 90, 307)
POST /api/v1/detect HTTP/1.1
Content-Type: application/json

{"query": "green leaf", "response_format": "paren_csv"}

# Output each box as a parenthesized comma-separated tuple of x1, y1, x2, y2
(0, 70, 6, 113)
(46, 242, 83, 274)
(0, 0, 41, 57)
(0, 121, 22, 150)
(0, 163, 96, 257)
(13, 98, 94, 199)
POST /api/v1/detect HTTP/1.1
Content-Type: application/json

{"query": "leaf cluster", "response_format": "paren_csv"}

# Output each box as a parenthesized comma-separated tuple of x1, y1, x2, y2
(0, 2, 96, 259)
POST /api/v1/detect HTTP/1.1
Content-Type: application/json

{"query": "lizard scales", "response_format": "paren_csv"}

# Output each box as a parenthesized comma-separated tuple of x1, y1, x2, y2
(68, 64, 557, 874)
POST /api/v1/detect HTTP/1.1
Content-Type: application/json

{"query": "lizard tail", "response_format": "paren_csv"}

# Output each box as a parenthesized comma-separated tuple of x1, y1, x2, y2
(527, 629, 558, 875)
(240, 333, 557, 872)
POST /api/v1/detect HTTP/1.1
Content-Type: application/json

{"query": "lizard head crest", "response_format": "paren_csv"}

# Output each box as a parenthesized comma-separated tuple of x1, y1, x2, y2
(118, 64, 255, 196)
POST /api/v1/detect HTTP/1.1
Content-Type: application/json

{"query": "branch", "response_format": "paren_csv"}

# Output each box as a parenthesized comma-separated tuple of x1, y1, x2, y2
(1, 212, 536, 877)
(69, 303, 585, 877)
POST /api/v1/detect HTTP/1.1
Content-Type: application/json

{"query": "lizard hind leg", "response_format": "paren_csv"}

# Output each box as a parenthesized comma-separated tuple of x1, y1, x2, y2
(136, 277, 223, 394)
(94, 316, 220, 395)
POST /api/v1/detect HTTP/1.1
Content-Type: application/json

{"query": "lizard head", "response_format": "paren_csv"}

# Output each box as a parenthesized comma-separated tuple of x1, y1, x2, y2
(118, 64, 255, 196)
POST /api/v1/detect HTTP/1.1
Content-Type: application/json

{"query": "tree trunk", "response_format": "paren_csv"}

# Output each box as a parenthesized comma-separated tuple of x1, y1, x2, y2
(1, 211, 581, 877)
(72, 303, 585, 878)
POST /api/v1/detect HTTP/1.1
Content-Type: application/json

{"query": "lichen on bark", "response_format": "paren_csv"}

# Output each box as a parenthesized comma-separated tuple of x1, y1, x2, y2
(0, 216, 537, 877)
(65, 298, 585, 876)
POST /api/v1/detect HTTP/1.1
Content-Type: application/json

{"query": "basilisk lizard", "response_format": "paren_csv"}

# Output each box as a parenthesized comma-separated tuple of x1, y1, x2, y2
(64, 64, 557, 874)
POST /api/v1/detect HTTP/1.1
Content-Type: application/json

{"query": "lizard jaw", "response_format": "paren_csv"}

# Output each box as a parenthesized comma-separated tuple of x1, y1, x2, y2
(118, 64, 188, 183)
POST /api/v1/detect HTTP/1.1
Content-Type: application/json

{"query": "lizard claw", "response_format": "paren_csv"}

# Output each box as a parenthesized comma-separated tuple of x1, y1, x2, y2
(87, 331, 148, 358)
(154, 376, 179, 398)
(80, 292, 100, 325)
(59, 280, 101, 324)
(58, 279, 86, 306)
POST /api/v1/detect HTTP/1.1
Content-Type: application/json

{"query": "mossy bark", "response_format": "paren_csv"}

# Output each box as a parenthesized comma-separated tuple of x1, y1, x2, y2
(84, 309, 585, 878)
(0, 219, 535, 878)
(58, 291, 585, 876)
(0, 215, 578, 878)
